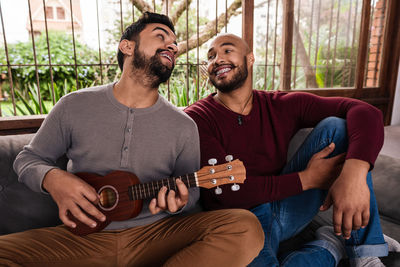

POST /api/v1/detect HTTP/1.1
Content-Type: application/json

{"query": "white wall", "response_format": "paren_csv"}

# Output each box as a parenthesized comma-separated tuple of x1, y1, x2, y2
(391, 63, 400, 125)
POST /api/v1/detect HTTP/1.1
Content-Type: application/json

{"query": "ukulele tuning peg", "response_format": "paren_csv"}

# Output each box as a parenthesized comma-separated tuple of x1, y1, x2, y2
(215, 186, 222, 195)
(225, 155, 233, 162)
(231, 183, 240, 191)
(208, 158, 217, 166)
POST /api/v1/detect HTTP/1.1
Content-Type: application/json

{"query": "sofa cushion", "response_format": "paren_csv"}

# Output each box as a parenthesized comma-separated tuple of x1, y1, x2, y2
(372, 154, 400, 225)
(0, 134, 65, 235)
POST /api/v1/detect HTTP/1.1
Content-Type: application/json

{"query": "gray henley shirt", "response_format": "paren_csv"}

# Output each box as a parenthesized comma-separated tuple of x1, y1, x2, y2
(13, 83, 201, 230)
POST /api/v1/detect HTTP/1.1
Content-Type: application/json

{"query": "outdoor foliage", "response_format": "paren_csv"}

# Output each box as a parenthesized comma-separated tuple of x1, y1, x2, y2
(160, 62, 214, 107)
(0, 0, 367, 116)
(1, 31, 100, 99)
(315, 44, 357, 88)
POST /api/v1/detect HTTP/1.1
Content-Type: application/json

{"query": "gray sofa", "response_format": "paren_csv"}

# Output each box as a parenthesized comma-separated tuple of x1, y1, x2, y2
(1, 127, 399, 266)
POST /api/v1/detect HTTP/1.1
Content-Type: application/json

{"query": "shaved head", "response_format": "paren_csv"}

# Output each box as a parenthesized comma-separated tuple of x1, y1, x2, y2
(209, 34, 251, 55)
(206, 33, 254, 93)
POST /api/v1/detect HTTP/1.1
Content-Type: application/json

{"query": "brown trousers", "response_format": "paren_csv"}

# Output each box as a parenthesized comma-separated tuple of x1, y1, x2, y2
(0, 209, 264, 267)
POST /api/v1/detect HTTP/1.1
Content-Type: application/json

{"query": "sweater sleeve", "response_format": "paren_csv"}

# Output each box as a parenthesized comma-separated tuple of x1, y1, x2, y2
(13, 96, 71, 193)
(284, 92, 384, 168)
(169, 118, 201, 213)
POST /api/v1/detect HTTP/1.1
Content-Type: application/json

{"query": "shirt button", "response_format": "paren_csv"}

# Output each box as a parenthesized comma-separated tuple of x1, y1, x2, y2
(124, 147, 128, 152)
(127, 128, 131, 133)
(130, 109, 133, 114)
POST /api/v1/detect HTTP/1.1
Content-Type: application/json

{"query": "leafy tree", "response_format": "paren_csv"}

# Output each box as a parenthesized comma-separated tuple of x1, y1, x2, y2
(1, 31, 99, 100)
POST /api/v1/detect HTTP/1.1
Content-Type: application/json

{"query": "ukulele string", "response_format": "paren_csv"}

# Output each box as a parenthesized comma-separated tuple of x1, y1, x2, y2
(108, 169, 237, 196)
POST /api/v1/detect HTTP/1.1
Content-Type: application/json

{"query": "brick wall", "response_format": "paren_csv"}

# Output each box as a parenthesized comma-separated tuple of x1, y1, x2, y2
(366, 0, 386, 87)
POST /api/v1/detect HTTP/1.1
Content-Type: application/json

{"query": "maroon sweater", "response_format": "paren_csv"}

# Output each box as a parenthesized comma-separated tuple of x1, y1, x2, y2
(184, 90, 384, 210)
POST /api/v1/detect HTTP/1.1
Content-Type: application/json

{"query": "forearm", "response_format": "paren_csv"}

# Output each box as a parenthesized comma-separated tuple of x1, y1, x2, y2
(42, 168, 68, 193)
(299, 159, 369, 190)
(339, 158, 369, 182)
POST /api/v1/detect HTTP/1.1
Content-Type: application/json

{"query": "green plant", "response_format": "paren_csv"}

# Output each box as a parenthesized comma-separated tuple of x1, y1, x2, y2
(159, 63, 214, 106)
(5, 80, 78, 116)
(315, 43, 357, 88)
(10, 85, 48, 115)
(1, 31, 100, 99)
(253, 65, 281, 91)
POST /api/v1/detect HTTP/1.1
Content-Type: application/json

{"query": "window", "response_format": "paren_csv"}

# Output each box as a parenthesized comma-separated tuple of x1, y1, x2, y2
(45, 6, 53, 19)
(57, 7, 65, 20)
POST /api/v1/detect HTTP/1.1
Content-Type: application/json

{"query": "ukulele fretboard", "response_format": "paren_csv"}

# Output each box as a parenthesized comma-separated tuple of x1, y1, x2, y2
(128, 173, 198, 200)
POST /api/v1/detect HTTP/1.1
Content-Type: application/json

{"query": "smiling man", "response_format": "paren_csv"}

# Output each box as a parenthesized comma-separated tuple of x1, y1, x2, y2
(185, 33, 395, 267)
(0, 15, 263, 267)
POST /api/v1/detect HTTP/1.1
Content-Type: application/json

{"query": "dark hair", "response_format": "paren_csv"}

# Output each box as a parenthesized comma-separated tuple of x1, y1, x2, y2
(117, 12, 175, 71)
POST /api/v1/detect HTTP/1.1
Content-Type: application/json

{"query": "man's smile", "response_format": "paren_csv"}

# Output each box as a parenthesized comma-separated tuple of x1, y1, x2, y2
(159, 51, 174, 65)
(213, 65, 234, 78)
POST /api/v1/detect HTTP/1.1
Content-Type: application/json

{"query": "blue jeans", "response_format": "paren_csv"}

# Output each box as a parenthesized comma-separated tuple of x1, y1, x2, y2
(249, 117, 388, 267)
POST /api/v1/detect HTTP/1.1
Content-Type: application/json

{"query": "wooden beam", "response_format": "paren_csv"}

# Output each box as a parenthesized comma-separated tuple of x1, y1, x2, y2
(242, 0, 254, 85)
(354, 0, 372, 97)
(295, 87, 381, 98)
(242, 0, 254, 51)
(378, 0, 400, 124)
(0, 115, 45, 135)
(280, 0, 294, 91)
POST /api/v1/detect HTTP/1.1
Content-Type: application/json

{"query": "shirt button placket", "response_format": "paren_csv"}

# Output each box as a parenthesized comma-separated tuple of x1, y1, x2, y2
(121, 109, 134, 167)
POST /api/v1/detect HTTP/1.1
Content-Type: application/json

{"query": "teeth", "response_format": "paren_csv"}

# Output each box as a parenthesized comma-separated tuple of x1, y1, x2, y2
(161, 53, 172, 62)
(216, 68, 231, 75)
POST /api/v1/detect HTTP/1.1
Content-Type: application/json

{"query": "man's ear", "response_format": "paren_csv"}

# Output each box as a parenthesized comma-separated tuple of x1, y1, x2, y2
(119, 39, 135, 56)
(247, 53, 255, 68)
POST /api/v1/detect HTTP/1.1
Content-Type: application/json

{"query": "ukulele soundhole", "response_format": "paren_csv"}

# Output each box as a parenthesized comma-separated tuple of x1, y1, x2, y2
(98, 185, 119, 211)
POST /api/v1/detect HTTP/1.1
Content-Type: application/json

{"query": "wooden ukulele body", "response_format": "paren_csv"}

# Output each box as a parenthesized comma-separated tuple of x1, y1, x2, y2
(68, 171, 143, 236)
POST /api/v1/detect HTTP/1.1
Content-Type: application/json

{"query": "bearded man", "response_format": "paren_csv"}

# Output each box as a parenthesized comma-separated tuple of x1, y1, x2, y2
(185, 34, 400, 267)
(0, 15, 264, 267)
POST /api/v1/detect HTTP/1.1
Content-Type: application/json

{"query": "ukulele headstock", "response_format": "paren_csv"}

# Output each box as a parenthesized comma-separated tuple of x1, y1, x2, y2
(196, 158, 246, 189)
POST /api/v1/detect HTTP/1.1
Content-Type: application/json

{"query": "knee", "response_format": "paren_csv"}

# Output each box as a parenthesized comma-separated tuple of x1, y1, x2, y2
(224, 209, 265, 258)
(317, 117, 348, 153)
(319, 116, 346, 132)
(0, 239, 20, 267)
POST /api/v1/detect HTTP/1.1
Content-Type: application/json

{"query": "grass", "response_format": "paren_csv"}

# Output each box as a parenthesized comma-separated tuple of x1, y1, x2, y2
(0, 100, 54, 117)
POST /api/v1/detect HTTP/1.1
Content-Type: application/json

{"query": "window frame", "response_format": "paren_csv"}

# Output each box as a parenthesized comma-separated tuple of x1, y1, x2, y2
(242, 0, 399, 125)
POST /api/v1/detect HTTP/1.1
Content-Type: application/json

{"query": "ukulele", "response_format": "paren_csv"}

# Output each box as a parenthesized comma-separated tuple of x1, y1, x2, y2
(67, 156, 246, 236)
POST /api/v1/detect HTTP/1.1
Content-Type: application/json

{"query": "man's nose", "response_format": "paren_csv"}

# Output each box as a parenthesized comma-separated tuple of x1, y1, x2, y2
(215, 53, 225, 64)
(167, 43, 178, 55)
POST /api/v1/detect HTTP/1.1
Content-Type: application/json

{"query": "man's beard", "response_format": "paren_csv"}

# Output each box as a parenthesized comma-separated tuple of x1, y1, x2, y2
(210, 57, 248, 93)
(132, 42, 174, 88)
